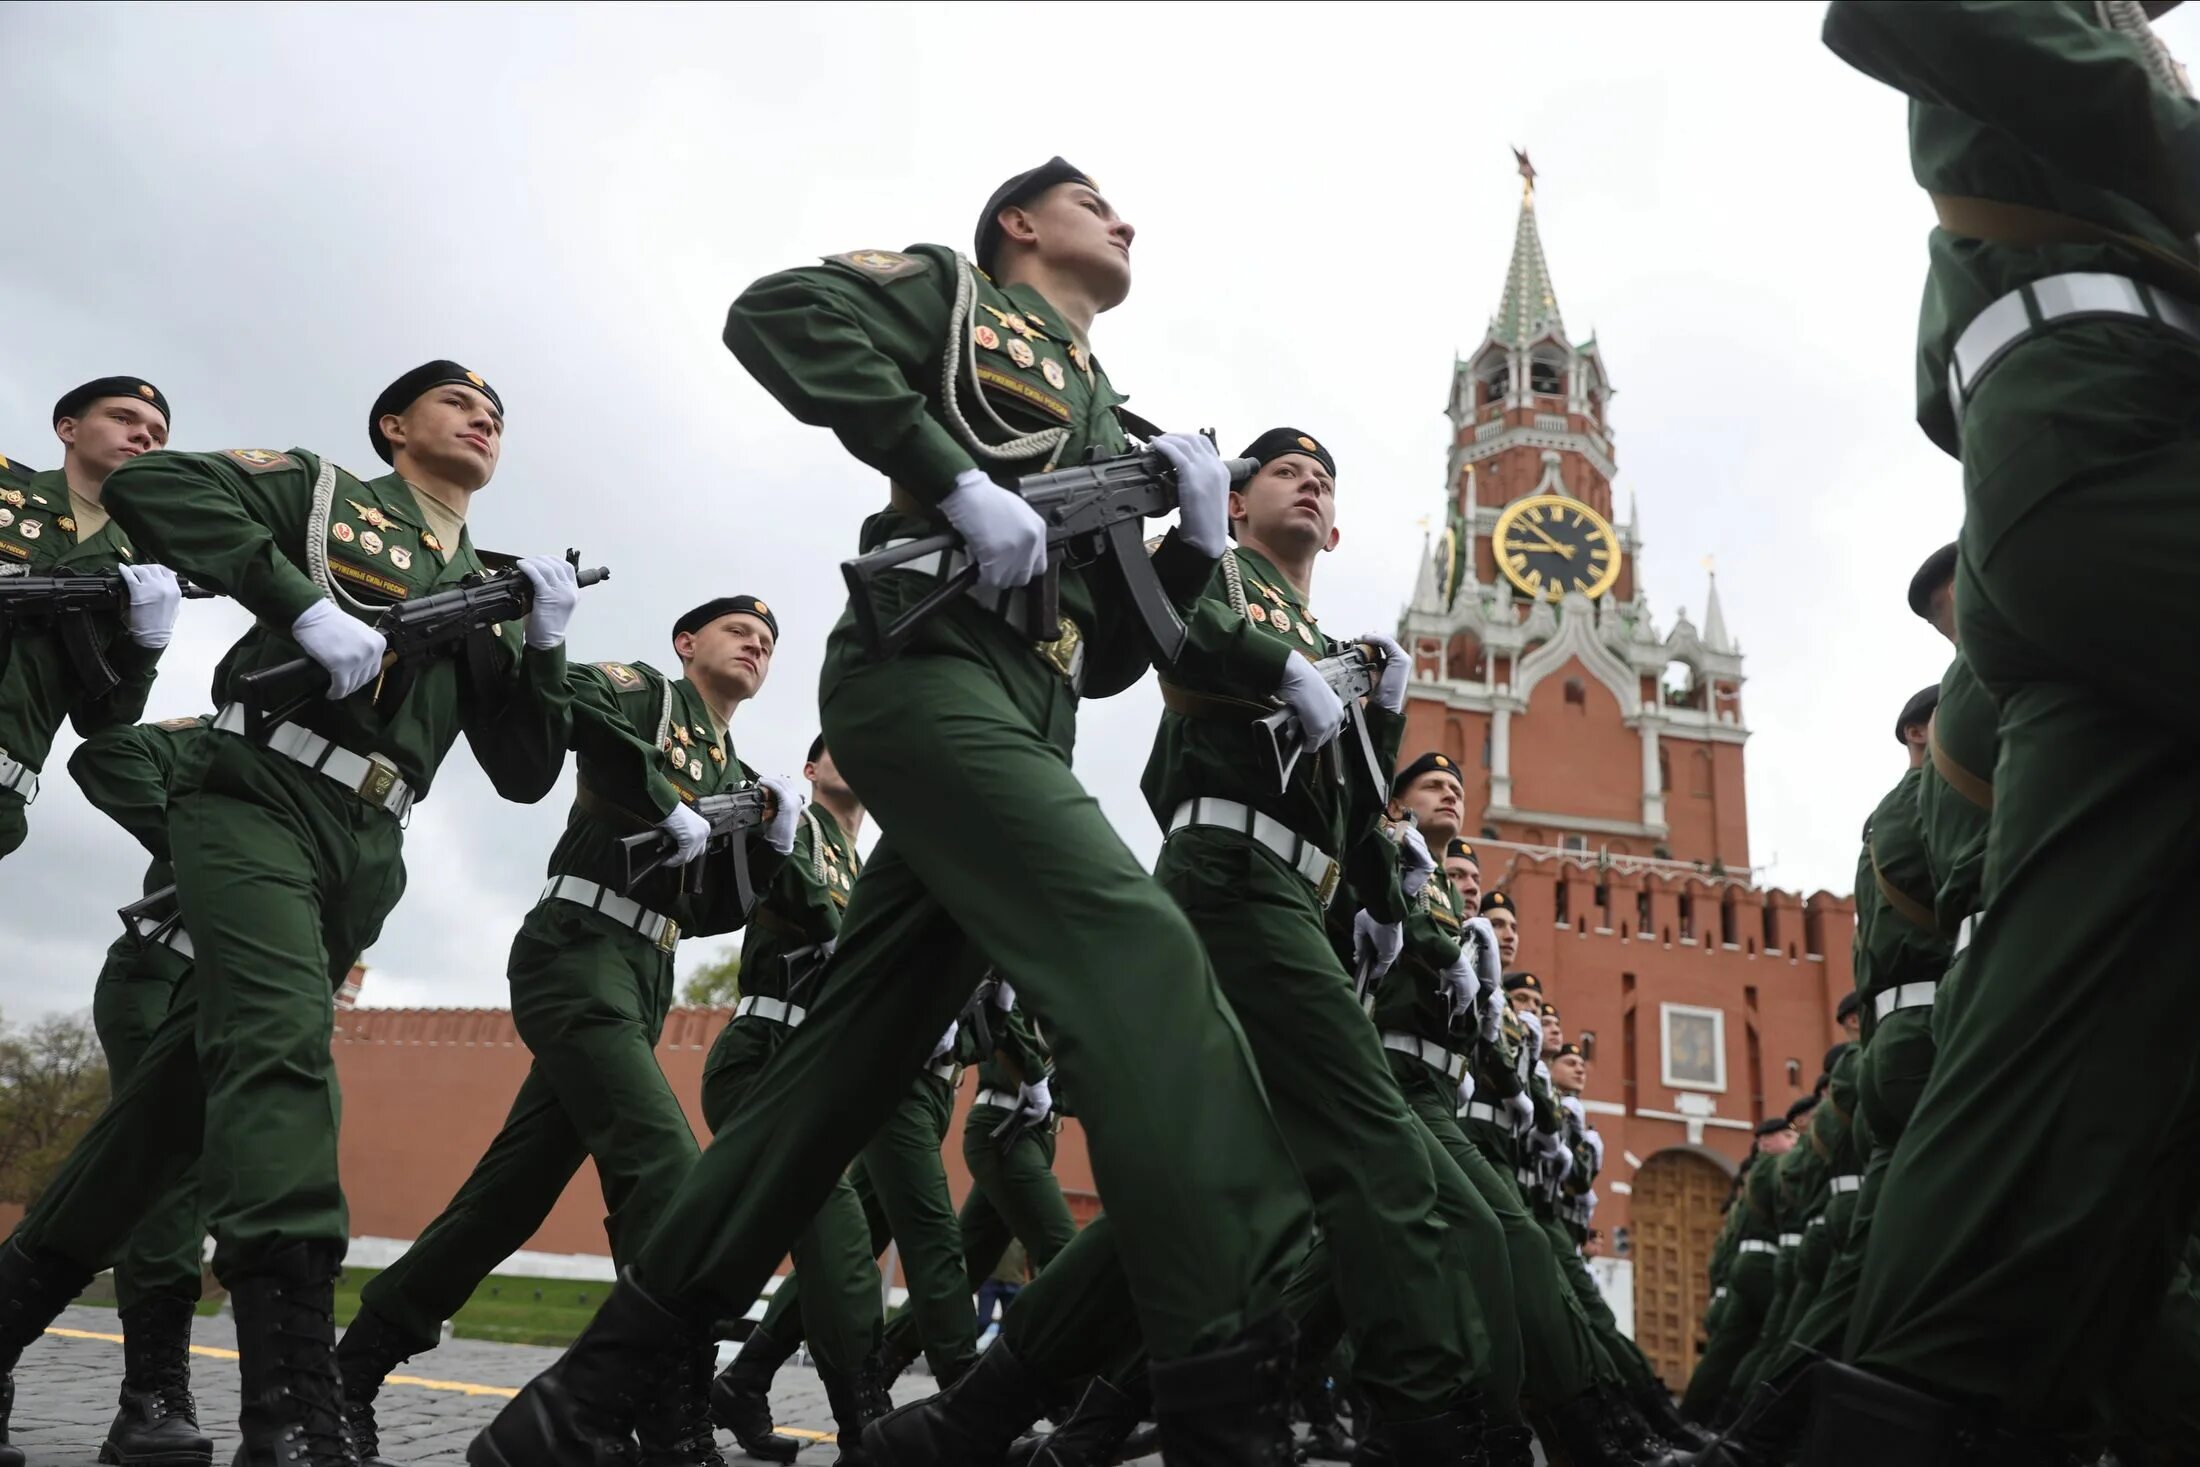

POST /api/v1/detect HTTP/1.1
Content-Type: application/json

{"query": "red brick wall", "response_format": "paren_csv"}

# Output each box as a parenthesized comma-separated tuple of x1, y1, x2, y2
(1509, 660, 1644, 828)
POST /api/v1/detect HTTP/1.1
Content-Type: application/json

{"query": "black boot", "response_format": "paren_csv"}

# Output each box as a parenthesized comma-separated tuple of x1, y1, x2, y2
(1006, 1377, 1149, 1466)
(0, 1236, 97, 1467)
(467, 1268, 698, 1467)
(1650, 1359, 1815, 1467)
(1296, 1377, 1353, 1463)
(706, 1323, 801, 1464)
(333, 1305, 433, 1467)
(1484, 1422, 1536, 1467)
(636, 1341, 728, 1467)
(863, 1338, 1046, 1467)
(1147, 1314, 1296, 1467)
(1346, 1391, 1479, 1467)
(1633, 1382, 1713, 1454)
(225, 1240, 358, 1467)
(1599, 1384, 1665, 1462)
(100, 1294, 214, 1466)
(1546, 1387, 1644, 1467)
(1797, 1359, 2072, 1467)
(820, 1350, 892, 1467)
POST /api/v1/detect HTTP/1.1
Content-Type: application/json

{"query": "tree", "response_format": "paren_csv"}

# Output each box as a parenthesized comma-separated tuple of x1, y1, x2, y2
(0, 1010, 111, 1204)
(680, 948, 741, 1007)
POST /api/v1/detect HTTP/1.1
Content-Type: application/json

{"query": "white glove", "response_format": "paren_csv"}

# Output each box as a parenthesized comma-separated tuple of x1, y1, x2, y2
(1465, 918, 1502, 998)
(1584, 1188, 1600, 1222)
(1519, 1009, 1546, 1051)
(290, 600, 388, 700)
(1534, 1059, 1553, 1085)
(930, 1020, 960, 1062)
(1537, 1125, 1569, 1162)
(1276, 654, 1346, 752)
(939, 467, 1048, 591)
(1352, 909, 1404, 982)
(1506, 1090, 1535, 1134)
(1561, 1095, 1587, 1127)
(1584, 1129, 1606, 1170)
(1550, 1145, 1576, 1183)
(1357, 631, 1410, 713)
(993, 978, 1017, 1013)
(1016, 1076, 1054, 1125)
(119, 564, 182, 649)
(1398, 823, 1435, 899)
(1152, 433, 1230, 558)
(656, 801, 711, 865)
(759, 774, 804, 854)
(1456, 1068, 1477, 1111)
(1480, 988, 1505, 1043)
(1440, 950, 1477, 1020)
(516, 555, 580, 650)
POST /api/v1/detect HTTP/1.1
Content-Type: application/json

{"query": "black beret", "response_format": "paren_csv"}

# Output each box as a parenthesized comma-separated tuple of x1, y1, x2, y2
(54, 377, 169, 429)
(1835, 991, 1861, 1023)
(974, 157, 1096, 273)
(1553, 1042, 1584, 1060)
(1753, 1115, 1793, 1137)
(1540, 1002, 1562, 1020)
(1907, 541, 1959, 619)
(1786, 1094, 1820, 1123)
(369, 361, 503, 465)
(1501, 969, 1541, 993)
(1239, 428, 1336, 480)
(674, 595, 779, 642)
(1895, 684, 1941, 744)
(1393, 751, 1465, 797)
(806, 733, 826, 765)
(1481, 890, 1518, 918)
(1447, 838, 1477, 863)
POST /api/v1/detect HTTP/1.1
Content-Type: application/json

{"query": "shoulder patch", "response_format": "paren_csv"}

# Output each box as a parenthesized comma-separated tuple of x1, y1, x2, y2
(595, 661, 645, 690)
(222, 449, 295, 474)
(824, 249, 932, 282)
(156, 716, 205, 731)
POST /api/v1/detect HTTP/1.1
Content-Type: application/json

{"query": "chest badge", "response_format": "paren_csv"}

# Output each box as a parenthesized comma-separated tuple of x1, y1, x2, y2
(1005, 338, 1036, 369)
(1041, 358, 1067, 390)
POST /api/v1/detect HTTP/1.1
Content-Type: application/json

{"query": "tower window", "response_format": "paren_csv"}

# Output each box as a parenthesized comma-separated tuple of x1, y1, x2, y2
(1529, 356, 1563, 395)
(1481, 364, 1508, 405)
(1564, 677, 1587, 709)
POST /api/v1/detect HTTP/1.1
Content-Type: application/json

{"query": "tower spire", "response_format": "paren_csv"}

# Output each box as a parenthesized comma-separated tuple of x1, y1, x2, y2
(1702, 558, 1733, 653)
(1496, 148, 1564, 348)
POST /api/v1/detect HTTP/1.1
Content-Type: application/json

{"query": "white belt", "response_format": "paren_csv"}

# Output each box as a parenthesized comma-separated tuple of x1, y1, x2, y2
(1778, 1232, 1804, 1249)
(1954, 913, 1980, 955)
(1872, 981, 1937, 1021)
(1167, 798, 1342, 907)
(1949, 272, 2200, 423)
(0, 749, 38, 803)
(875, 538, 1086, 691)
(130, 911, 194, 961)
(1381, 1031, 1468, 1083)
(1466, 1101, 1502, 1124)
(1807, 1214, 1827, 1230)
(1517, 1166, 1540, 1189)
(925, 1058, 960, 1085)
(213, 705, 414, 819)
(541, 876, 679, 951)
(1738, 1239, 1778, 1256)
(734, 994, 805, 1028)
(974, 1087, 1021, 1110)
(1829, 1175, 1863, 1195)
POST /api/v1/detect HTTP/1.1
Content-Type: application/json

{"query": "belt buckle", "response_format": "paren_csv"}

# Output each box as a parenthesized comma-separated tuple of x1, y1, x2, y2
(1314, 858, 1341, 908)
(657, 918, 680, 954)
(1034, 616, 1083, 686)
(357, 755, 400, 808)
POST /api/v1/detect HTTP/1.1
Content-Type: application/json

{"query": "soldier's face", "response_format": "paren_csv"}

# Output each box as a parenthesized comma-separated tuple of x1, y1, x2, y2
(682, 611, 774, 699)
(1229, 453, 1336, 555)
(1002, 183, 1135, 309)
(1393, 771, 1464, 844)
(1541, 1013, 1563, 1055)
(1761, 1127, 1798, 1156)
(56, 397, 169, 483)
(1551, 1054, 1587, 1092)
(1841, 1012, 1860, 1041)
(806, 747, 855, 806)
(1508, 988, 1539, 1015)
(1445, 856, 1481, 907)
(383, 384, 503, 490)
(1488, 907, 1519, 963)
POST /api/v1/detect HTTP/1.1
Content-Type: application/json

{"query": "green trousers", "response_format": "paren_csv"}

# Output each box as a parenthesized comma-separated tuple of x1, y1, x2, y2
(1009, 826, 1492, 1420)
(357, 901, 702, 1353)
(89, 937, 205, 1309)
(1681, 1247, 1773, 1419)
(169, 732, 405, 1272)
(2104, 1232, 2200, 1463)
(1849, 323, 2200, 1433)
(760, 1070, 975, 1382)
(700, 1015, 879, 1377)
(630, 649, 1304, 1361)
(0, 790, 24, 862)
(1542, 1214, 1662, 1398)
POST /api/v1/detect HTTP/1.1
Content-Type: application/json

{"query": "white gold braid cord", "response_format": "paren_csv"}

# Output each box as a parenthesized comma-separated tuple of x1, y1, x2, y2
(803, 806, 828, 883)
(305, 459, 379, 615)
(2101, 0, 2192, 96)
(939, 252, 1071, 474)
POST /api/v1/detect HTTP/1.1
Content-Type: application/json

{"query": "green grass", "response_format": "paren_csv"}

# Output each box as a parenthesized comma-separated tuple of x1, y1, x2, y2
(78, 1265, 610, 1349)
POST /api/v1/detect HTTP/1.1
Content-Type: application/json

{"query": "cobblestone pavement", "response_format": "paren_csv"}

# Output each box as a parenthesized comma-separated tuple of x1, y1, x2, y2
(11, 1305, 1168, 1465)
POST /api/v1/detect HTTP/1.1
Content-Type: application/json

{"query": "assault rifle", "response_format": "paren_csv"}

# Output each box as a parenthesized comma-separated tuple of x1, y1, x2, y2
(1257, 641, 1390, 806)
(618, 784, 776, 912)
(117, 882, 180, 945)
(232, 552, 608, 736)
(0, 570, 219, 697)
(841, 437, 1256, 661)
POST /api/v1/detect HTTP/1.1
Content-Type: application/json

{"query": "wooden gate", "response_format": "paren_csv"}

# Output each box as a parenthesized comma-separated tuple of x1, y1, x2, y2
(1629, 1148, 1731, 1389)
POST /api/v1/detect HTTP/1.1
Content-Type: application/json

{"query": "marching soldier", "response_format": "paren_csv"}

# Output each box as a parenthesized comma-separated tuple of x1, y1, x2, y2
(473, 162, 1311, 1467)
(0, 361, 583, 1465)
(0, 377, 183, 860)
(1680, 1116, 1795, 1422)
(336, 596, 801, 1467)
(1823, 2, 2200, 1454)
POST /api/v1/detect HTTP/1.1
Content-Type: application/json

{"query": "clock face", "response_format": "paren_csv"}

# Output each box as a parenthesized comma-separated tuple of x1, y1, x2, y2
(1492, 493, 1621, 602)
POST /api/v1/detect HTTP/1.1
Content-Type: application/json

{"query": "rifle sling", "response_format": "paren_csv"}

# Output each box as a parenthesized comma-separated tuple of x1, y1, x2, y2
(1157, 679, 1273, 721)
(1929, 193, 2200, 302)
(1871, 849, 1943, 937)
(1929, 720, 1994, 812)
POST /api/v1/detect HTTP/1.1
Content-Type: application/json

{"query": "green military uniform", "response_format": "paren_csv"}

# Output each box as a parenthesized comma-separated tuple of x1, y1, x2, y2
(1729, 1108, 1823, 1396)
(1827, 0, 2200, 1433)
(67, 716, 212, 1311)
(99, 445, 572, 1269)
(0, 464, 165, 859)
(1681, 1148, 1780, 1419)
(1551, 1096, 1669, 1406)
(1744, 1048, 1859, 1390)
(622, 241, 1306, 1367)
(354, 658, 779, 1360)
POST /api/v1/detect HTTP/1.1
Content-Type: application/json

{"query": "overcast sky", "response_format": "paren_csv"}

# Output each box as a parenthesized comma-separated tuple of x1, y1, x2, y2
(3, 1, 2178, 1019)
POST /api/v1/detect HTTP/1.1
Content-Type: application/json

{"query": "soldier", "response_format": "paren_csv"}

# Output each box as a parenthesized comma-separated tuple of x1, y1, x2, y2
(1679, 1116, 1795, 1422)
(336, 596, 802, 1467)
(0, 377, 183, 860)
(0, 361, 582, 1465)
(67, 714, 217, 1467)
(1821, 2, 2200, 1454)
(472, 163, 1311, 1467)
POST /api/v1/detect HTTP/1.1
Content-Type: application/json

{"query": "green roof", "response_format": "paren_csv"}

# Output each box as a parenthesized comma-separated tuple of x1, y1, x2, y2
(1493, 186, 1566, 349)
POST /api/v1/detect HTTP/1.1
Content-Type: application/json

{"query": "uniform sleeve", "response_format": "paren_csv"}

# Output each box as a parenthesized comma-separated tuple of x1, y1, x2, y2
(686, 761, 793, 939)
(102, 450, 327, 627)
(69, 638, 163, 739)
(993, 1003, 1050, 1085)
(462, 634, 571, 804)
(1824, 0, 2200, 235)
(1081, 532, 1238, 701)
(723, 257, 978, 505)
(1347, 822, 1410, 925)
(67, 722, 186, 859)
(566, 664, 682, 820)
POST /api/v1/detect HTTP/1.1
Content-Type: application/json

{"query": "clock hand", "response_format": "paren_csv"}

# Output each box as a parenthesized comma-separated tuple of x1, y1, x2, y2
(1505, 527, 1577, 560)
